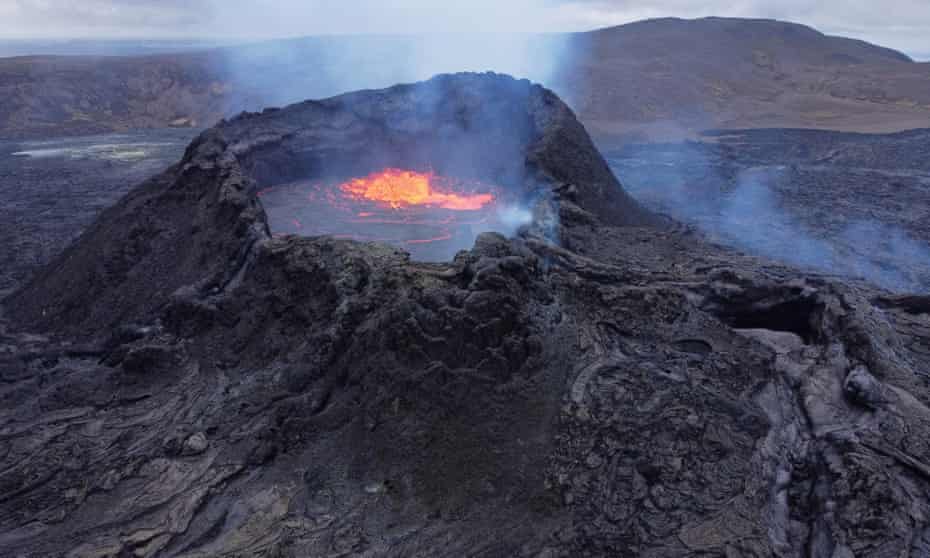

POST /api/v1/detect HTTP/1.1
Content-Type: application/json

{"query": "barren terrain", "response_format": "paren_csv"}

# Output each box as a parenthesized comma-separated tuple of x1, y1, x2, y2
(3, 18, 930, 140)
(2, 75, 930, 557)
(607, 127, 930, 292)
(2, 18, 930, 557)
(0, 130, 197, 297)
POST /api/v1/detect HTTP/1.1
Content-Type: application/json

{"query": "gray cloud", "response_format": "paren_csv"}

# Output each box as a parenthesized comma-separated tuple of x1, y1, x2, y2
(0, 0, 928, 58)
(2, 0, 213, 36)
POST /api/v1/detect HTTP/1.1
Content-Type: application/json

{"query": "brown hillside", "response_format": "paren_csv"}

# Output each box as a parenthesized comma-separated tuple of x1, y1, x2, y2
(2, 17, 930, 139)
(560, 18, 930, 140)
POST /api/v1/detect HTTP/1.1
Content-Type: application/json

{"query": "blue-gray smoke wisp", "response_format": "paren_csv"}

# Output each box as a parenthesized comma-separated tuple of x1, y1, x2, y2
(610, 143, 930, 293)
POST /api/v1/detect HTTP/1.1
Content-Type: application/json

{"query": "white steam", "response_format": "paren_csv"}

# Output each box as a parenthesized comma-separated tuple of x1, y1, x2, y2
(611, 146, 930, 293)
(218, 32, 572, 113)
(496, 205, 534, 230)
(206, 1, 577, 112)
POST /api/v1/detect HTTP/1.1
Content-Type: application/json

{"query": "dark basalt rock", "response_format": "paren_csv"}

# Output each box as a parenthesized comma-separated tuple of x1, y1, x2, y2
(6, 72, 655, 340)
(2, 73, 930, 557)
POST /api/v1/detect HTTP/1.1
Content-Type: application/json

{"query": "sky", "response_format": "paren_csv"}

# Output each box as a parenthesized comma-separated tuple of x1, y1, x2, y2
(0, 0, 928, 59)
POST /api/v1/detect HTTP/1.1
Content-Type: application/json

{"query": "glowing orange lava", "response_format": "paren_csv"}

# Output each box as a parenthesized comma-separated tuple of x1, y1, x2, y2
(340, 168, 494, 210)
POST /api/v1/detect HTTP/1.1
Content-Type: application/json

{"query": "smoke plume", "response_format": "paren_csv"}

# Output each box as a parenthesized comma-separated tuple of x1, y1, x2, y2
(611, 144, 930, 293)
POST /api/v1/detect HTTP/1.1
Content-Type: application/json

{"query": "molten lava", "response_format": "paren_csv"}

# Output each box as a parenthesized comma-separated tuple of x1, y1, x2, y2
(257, 168, 506, 261)
(340, 168, 494, 210)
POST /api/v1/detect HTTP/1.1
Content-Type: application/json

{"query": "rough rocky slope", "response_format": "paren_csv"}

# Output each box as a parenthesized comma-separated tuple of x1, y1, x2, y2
(3, 74, 930, 557)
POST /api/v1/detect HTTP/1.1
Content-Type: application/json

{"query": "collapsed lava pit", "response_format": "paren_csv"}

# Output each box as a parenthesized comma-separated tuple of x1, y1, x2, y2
(258, 168, 528, 260)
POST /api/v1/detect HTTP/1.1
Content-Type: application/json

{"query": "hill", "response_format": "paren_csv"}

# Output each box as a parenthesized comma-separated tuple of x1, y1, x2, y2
(0, 53, 234, 137)
(560, 17, 930, 140)
(2, 18, 930, 139)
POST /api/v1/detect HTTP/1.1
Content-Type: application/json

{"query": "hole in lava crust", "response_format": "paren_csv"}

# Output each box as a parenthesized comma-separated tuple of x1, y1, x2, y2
(257, 168, 520, 261)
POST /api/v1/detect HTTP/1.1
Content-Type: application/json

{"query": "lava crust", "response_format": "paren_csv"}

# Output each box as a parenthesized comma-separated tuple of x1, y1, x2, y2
(3, 73, 930, 557)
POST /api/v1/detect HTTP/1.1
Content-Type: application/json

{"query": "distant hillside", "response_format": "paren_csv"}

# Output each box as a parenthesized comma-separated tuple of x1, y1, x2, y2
(0, 39, 229, 58)
(0, 53, 237, 138)
(559, 17, 930, 141)
(2, 17, 930, 140)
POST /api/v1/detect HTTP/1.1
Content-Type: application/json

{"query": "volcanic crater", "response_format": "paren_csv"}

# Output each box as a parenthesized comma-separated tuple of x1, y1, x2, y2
(257, 168, 508, 261)
(3, 73, 930, 557)
(242, 74, 650, 261)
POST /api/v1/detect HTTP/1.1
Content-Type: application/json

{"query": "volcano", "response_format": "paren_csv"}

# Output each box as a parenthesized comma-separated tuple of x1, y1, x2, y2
(3, 73, 930, 557)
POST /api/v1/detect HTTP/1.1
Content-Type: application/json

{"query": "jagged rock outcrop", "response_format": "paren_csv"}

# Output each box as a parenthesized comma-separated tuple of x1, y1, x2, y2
(2, 73, 930, 557)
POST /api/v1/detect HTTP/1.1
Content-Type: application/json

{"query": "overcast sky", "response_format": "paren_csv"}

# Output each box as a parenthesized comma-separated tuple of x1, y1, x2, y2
(1, 0, 928, 59)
